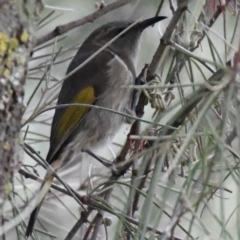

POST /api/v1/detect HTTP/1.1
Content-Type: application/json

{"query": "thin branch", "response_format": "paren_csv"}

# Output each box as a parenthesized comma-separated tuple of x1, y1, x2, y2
(147, 0, 189, 79)
(18, 169, 81, 198)
(90, 120, 141, 240)
(36, 0, 133, 46)
(135, 0, 189, 116)
(64, 210, 92, 240)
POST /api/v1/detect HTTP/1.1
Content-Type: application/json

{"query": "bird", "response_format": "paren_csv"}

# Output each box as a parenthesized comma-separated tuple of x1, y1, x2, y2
(25, 16, 166, 237)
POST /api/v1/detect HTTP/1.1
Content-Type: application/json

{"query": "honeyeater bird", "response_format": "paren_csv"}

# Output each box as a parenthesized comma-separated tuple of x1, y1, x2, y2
(25, 16, 166, 237)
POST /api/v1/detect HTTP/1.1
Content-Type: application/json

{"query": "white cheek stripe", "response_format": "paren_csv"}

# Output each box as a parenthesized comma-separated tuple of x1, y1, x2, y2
(105, 49, 136, 80)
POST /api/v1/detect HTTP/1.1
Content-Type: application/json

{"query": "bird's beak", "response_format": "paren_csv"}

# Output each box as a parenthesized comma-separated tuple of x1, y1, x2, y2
(136, 16, 167, 31)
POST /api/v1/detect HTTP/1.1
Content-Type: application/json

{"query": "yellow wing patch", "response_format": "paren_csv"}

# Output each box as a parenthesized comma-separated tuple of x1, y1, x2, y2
(57, 86, 95, 139)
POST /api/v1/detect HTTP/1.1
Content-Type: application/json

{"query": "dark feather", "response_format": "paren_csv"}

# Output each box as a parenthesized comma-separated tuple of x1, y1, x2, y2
(46, 49, 114, 164)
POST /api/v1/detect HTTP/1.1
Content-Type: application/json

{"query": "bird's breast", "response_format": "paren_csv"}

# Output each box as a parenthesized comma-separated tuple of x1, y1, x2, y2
(69, 54, 136, 157)
(93, 54, 135, 140)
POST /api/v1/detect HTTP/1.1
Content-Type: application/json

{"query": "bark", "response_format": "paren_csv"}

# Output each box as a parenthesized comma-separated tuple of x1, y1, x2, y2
(0, 0, 42, 205)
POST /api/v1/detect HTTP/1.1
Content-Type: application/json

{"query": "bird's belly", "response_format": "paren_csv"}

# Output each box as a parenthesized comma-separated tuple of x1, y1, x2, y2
(64, 54, 135, 160)
(64, 89, 131, 163)
(81, 86, 132, 146)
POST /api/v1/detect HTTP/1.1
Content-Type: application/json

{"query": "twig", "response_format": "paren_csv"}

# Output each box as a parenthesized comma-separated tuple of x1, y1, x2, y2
(154, 0, 164, 19)
(160, 198, 187, 240)
(147, 0, 189, 78)
(89, 120, 141, 240)
(36, 0, 133, 46)
(169, 0, 176, 14)
(18, 169, 81, 199)
(132, 153, 155, 215)
(135, 1, 189, 115)
(194, 4, 223, 51)
(64, 209, 92, 240)
(82, 214, 97, 240)
(23, 144, 47, 169)
(82, 195, 184, 239)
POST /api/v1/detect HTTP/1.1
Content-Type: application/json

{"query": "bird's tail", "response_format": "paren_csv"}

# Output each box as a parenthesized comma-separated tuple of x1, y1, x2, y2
(25, 175, 54, 238)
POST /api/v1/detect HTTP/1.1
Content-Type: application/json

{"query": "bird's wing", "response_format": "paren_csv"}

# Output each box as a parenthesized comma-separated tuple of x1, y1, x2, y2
(46, 49, 114, 164)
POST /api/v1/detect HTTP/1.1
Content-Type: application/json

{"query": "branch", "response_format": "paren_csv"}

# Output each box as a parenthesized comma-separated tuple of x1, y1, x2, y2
(64, 209, 92, 240)
(135, 0, 189, 115)
(36, 0, 133, 46)
(147, 0, 189, 79)
(0, 0, 42, 206)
